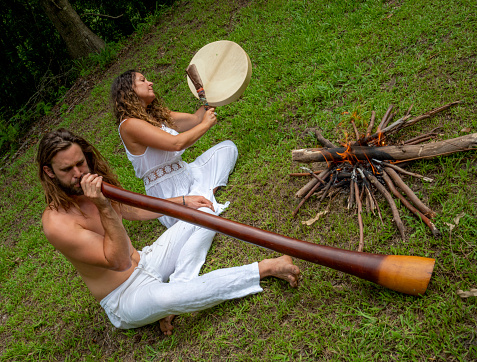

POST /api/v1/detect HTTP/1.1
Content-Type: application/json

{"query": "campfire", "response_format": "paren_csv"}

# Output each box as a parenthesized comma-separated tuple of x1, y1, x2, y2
(291, 101, 477, 251)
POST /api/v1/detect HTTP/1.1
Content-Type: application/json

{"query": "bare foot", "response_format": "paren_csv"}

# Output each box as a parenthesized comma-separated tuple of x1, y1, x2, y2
(258, 255, 300, 287)
(159, 315, 176, 336)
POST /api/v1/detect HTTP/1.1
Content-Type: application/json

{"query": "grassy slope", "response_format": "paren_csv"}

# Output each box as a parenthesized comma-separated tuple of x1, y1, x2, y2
(1, 0, 476, 360)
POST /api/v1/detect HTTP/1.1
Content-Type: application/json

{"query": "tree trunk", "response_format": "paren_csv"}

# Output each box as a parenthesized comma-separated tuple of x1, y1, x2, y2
(292, 133, 477, 163)
(39, 0, 105, 59)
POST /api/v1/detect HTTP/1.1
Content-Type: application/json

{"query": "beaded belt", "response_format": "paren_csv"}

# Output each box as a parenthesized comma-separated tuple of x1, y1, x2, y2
(143, 161, 184, 186)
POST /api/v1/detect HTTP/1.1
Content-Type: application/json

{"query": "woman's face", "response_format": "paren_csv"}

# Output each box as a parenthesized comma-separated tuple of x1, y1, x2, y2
(133, 73, 155, 106)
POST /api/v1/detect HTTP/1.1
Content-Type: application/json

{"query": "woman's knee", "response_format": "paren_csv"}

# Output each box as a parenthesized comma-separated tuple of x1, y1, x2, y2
(221, 140, 238, 162)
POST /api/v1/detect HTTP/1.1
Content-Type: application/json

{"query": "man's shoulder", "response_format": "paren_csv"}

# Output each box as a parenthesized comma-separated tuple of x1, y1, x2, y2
(42, 205, 70, 225)
(42, 206, 82, 244)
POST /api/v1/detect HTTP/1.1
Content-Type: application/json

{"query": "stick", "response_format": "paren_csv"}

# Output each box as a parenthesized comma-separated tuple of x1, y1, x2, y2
(383, 167, 437, 218)
(348, 178, 355, 210)
(314, 128, 337, 148)
(352, 170, 364, 252)
(381, 112, 396, 131)
(404, 135, 437, 145)
(300, 166, 327, 185)
(377, 105, 394, 133)
(363, 170, 406, 240)
(318, 172, 335, 203)
(372, 159, 433, 182)
(295, 166, 333, 198)
(292, 177, 325, 217)
(358, 167, 383, 223)
(292, 133, 477, 163)
(381, 170, 441, 238)
(289, 170, 325, 177)
(403, 128, 442, 145)
(360, 101, 462, 144)
(351, 119, 360, 141)
(365, 188, 371, 214)
(366, 111, 376, 137)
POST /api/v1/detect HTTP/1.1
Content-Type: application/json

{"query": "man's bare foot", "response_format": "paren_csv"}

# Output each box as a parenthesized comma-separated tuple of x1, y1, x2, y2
(258, 255, 300, 287)
(159, 315, 176, 336)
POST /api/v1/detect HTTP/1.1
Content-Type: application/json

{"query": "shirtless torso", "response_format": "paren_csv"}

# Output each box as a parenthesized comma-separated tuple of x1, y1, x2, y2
(42, 196, 140, 301)
(40, 142, 214, 303)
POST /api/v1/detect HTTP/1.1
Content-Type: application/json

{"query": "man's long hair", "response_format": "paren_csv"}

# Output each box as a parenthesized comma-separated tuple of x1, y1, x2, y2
(111, 69, 174, 128)
(37, 128, 121, 211)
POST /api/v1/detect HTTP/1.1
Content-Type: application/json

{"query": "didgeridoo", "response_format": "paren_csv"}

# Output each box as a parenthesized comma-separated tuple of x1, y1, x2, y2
(102, 182, 435, 296)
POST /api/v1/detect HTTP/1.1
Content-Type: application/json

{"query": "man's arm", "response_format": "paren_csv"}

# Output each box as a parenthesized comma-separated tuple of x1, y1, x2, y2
(120, 195, 215, 221)
(43, 174, 133, 271)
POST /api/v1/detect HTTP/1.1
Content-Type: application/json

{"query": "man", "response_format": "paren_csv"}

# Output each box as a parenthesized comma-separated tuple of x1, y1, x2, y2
(38, 128, 300, 335)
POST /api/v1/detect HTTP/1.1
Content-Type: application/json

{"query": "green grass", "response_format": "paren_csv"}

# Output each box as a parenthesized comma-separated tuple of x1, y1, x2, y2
(1, 0, 476, 360)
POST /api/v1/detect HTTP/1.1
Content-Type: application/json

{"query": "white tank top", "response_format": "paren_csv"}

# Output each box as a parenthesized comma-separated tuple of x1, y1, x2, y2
(118, 120, 189, 190)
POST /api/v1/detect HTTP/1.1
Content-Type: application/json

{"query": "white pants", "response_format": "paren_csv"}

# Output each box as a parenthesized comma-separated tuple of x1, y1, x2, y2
(159, 140, 238, 228)
(100, 210, 262, 329)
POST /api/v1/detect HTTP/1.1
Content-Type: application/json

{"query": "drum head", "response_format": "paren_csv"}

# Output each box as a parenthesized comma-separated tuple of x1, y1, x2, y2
(187, 40, 252, 107)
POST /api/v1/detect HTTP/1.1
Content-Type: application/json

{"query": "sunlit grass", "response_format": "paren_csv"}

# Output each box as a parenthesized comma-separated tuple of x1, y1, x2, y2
(1, 0, 476, 360)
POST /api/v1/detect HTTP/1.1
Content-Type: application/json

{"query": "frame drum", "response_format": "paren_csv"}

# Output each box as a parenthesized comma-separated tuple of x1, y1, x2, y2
(187, 40, 252, 106)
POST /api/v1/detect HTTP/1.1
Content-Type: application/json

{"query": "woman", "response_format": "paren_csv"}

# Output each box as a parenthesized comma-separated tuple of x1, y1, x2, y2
(111, 70, 238, 228)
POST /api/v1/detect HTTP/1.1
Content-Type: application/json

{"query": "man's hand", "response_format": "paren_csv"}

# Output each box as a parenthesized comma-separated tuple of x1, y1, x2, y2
(80, 173, 110, 209)
(184, 195, 215, 212)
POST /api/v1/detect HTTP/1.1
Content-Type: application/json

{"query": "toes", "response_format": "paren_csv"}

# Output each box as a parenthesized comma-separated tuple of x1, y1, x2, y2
(288, 274, 298, 287)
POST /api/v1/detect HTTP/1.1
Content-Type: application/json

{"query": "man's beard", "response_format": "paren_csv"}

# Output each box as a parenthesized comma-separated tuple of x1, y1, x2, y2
(54, 177, 84, 196)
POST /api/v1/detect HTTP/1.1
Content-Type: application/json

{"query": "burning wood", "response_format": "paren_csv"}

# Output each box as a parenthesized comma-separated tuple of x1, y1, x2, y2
(291, 101, 476, 247)
(292, 133, 477, 163)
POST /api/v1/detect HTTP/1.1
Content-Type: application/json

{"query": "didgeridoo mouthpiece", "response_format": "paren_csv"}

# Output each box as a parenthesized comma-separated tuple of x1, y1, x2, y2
(101, 182, 435, 296)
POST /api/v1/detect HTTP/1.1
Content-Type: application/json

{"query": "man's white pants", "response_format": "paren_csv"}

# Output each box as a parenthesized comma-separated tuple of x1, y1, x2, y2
(100, 208, 263, 329)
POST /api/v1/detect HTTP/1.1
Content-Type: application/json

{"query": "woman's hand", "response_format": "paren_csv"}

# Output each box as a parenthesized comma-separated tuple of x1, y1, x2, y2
(184, 195, 215, 212)
(200, 107, 217, 128)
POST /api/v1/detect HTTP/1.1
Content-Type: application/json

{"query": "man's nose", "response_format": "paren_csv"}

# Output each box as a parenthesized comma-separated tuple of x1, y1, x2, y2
(73, 167, 82, 178)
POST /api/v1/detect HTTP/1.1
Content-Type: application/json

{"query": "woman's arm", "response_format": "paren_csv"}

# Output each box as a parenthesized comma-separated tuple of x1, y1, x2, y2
(120, 107, 217, 154)
(171, 106, 208, 132)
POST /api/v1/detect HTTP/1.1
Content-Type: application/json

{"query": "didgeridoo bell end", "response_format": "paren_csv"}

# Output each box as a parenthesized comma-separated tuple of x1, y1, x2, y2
(376, 255, 435, 296)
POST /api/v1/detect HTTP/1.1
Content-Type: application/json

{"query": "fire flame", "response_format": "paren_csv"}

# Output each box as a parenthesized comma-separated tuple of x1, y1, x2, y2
(336, 143, 359, 165)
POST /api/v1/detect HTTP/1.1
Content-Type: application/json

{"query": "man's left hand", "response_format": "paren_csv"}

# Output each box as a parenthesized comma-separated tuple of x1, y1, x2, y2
(184, 195, 215, 212)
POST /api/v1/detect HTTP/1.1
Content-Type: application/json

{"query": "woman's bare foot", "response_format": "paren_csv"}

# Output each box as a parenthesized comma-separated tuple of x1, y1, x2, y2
(258, 255, 300, 287)
(159, 315, 176, 336)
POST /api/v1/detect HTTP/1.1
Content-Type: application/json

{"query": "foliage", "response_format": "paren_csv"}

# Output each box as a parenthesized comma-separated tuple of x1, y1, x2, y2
(0, 0, 174, 155)
(0, 0, 476, 360)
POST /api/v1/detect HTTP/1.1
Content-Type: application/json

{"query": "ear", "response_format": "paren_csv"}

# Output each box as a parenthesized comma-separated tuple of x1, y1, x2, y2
(43, 165, 55, 179)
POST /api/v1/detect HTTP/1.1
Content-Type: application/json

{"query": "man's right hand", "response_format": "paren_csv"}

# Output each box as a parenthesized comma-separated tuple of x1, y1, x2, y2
(81, 173, 110, 209)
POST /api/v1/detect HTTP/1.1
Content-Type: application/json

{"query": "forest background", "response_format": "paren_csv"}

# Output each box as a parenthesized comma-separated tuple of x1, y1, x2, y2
(1, 0, 476, 360)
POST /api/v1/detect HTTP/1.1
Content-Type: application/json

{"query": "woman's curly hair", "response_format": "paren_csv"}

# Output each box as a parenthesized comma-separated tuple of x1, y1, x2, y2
(110, 69, 174, 129)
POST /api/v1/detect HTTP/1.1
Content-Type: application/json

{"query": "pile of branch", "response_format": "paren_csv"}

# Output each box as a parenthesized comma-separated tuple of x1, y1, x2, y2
(291, 101, 477, 251)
